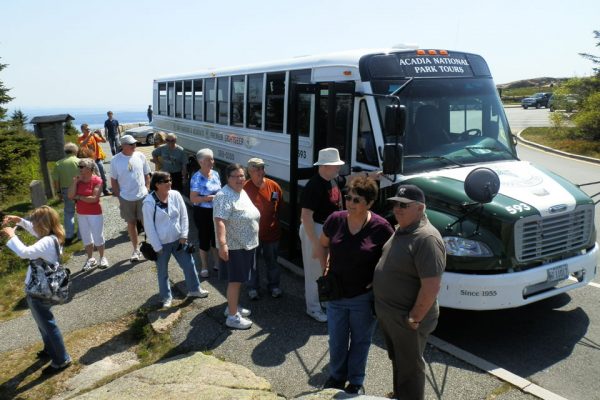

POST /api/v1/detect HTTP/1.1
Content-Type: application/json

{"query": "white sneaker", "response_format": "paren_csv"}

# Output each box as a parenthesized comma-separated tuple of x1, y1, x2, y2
(225, 312, 252, 330)
(130, 249, 142, 262)
(307, 309, 328, 323)
(162, 298, 172, 308)
(188, 288, 209, 298)
(83, 258, 97, 271)
(224, 305, 251, 317)
(199, 269, 209, 278)
(98, 257, 109, 269)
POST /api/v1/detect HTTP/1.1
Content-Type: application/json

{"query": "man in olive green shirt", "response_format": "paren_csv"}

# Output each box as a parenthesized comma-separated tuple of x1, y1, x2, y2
(52, 142, 80, 243)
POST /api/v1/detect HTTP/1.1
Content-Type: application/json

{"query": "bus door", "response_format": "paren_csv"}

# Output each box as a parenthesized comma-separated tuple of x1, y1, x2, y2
(288, 81, 355, 259)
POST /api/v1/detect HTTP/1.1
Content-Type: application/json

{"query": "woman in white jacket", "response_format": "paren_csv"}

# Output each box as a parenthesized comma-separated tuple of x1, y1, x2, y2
(142, 171, 208, 308)
(1, 206, 72, 374)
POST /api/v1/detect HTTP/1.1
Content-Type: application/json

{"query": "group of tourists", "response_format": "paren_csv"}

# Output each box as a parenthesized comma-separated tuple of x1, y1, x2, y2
(1, 134, 446, 398)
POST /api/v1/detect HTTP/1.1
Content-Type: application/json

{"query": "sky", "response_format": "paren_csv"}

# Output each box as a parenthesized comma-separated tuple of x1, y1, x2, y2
(1, 0, 599, 111)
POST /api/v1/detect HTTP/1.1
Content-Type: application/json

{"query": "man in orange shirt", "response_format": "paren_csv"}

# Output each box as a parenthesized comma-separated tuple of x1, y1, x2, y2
(243, 158, 283, 299)
(78, 124, 110, 196)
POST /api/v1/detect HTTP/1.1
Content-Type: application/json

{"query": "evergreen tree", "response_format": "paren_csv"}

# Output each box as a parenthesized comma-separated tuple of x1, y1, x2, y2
(579, 30, 600, 77)
(0, 58, 14, 121)
(10, 109, 28, 128)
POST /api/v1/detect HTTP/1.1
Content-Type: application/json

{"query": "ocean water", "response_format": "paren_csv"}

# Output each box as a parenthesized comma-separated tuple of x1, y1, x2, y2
(16, 108, 149, 131)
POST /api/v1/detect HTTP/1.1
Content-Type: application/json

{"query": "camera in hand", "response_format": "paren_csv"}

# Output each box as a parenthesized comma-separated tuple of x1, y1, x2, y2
(177, 242, 195, 254)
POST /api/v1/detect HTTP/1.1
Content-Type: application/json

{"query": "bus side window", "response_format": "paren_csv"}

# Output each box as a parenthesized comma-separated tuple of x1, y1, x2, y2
(356, 100, 378, 166)
(266, 72, 285, 133)
(247, 74, 263, 130)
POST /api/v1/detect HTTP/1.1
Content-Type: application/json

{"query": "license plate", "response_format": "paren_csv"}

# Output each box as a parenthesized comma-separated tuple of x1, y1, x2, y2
(547, 264, 568, 282)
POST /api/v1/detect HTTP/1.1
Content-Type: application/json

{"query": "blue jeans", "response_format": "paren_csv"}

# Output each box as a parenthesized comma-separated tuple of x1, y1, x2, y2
(95, 160, 108, 192)
(327, 291, 376, 385)
(27, 296, 71, 367)
(61, 188, 76, 239)
(108, 136, 120, 156)
(156, 240, 201, 301)
(248, 240, 280, 291)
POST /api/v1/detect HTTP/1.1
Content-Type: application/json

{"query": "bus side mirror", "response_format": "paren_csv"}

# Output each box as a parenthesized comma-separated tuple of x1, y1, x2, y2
(383, 143, 404, 175)
(384, 104, 406, 136)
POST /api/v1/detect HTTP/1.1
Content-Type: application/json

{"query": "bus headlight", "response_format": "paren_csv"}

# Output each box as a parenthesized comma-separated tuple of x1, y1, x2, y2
(443, 236, 493, 257)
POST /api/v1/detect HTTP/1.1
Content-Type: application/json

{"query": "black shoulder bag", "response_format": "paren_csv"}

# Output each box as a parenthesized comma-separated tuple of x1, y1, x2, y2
(139, 193, 159, 261)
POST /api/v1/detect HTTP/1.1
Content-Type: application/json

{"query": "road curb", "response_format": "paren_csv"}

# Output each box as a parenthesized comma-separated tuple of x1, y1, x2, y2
(515, 130, 600, 165)
(428, 336, 568, 400)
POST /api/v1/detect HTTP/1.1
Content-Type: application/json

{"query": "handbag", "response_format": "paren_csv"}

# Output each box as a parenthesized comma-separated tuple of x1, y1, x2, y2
(25, 237, 71, 304)
(316, 269, 343, 302)
(139, 192, 158, 261)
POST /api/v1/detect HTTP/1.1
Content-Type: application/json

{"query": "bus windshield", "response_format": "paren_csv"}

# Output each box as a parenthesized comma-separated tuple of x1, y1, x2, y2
(372, 78, 517, 174)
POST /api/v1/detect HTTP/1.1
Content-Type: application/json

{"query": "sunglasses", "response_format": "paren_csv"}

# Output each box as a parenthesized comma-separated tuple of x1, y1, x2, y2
(159, 179, 172, 184)
(344, 194, 363, 204)
(393, 202, 414, 209)
(78, 165, 87, 169)
(166, 139, 176, 143)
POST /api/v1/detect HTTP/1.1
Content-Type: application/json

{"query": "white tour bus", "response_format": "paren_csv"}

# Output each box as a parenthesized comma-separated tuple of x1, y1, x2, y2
(152, 48, 598, 310)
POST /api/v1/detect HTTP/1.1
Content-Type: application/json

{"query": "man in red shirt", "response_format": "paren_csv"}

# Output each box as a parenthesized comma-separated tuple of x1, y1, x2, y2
(243, 158, 283, 299)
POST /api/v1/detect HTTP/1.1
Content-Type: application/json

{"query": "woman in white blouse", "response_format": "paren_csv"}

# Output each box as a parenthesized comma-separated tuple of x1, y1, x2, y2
(1, 206, 72, 374)
(142, 171, 209, 308)
(213, 163, 260, 330)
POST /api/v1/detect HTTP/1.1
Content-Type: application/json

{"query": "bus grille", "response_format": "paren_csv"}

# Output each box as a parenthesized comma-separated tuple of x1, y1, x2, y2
(514, 205, 594, 262)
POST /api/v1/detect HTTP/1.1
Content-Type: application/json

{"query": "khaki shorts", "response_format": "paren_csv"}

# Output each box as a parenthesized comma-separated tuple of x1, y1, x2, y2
(118, 197, 145, 223)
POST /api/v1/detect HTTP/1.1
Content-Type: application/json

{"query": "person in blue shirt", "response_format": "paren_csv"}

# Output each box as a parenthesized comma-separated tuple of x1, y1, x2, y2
(104, 111, 120, 155)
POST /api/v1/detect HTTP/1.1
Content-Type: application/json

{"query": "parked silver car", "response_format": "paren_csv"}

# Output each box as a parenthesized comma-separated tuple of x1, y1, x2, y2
(123, 126, 155, 145)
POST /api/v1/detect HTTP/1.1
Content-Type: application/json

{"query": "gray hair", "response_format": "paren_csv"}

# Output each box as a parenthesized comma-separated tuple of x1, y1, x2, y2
(196, 148, 213, 160)
(64, 142, 79, 155)
(78, 158, 99, 176)
(166, 132, 177, 141)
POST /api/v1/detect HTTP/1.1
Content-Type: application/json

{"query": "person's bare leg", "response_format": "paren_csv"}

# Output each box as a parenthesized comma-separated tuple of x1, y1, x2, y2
(127, 221, 138, 249)
(227, 282, 241, 316)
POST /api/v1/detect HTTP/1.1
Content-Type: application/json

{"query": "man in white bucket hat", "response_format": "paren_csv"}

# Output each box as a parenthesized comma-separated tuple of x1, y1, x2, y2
(299, 147, 346, 322)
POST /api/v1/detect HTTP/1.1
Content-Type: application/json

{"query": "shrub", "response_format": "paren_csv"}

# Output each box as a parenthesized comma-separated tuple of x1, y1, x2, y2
(573, 92, 600, 140)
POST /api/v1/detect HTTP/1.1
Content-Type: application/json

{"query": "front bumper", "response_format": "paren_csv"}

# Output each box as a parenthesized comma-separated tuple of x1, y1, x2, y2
(438, 243, 599, 310)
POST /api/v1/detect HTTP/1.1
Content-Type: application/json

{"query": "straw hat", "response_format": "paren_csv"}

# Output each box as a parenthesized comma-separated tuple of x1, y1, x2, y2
(313, 148, 345, 166)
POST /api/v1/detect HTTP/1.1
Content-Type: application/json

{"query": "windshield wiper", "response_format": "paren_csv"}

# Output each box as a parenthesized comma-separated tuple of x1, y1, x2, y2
(404, 154, 465, 167)
(464, 145, 517, 158)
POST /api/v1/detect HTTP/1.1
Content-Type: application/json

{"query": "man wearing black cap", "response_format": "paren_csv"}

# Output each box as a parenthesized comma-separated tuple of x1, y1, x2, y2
(372, 184, 446, 400)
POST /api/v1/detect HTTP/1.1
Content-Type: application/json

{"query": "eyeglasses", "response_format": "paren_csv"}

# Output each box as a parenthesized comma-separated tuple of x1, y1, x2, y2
(78, 165, 86, 169)
(344, 194, 363, 204)
(393, 202, 414, 209)
(159, 179, 172, 184)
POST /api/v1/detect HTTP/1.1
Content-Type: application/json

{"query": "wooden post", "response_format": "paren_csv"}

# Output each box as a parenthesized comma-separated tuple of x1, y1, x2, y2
(34, 124, 55, 199)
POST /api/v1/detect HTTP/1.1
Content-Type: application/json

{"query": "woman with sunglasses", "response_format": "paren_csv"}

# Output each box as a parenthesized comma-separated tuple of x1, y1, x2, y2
(143, 171, 208, 308)
(68, 157, 108, 270)
(319, 176, 394, 395)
